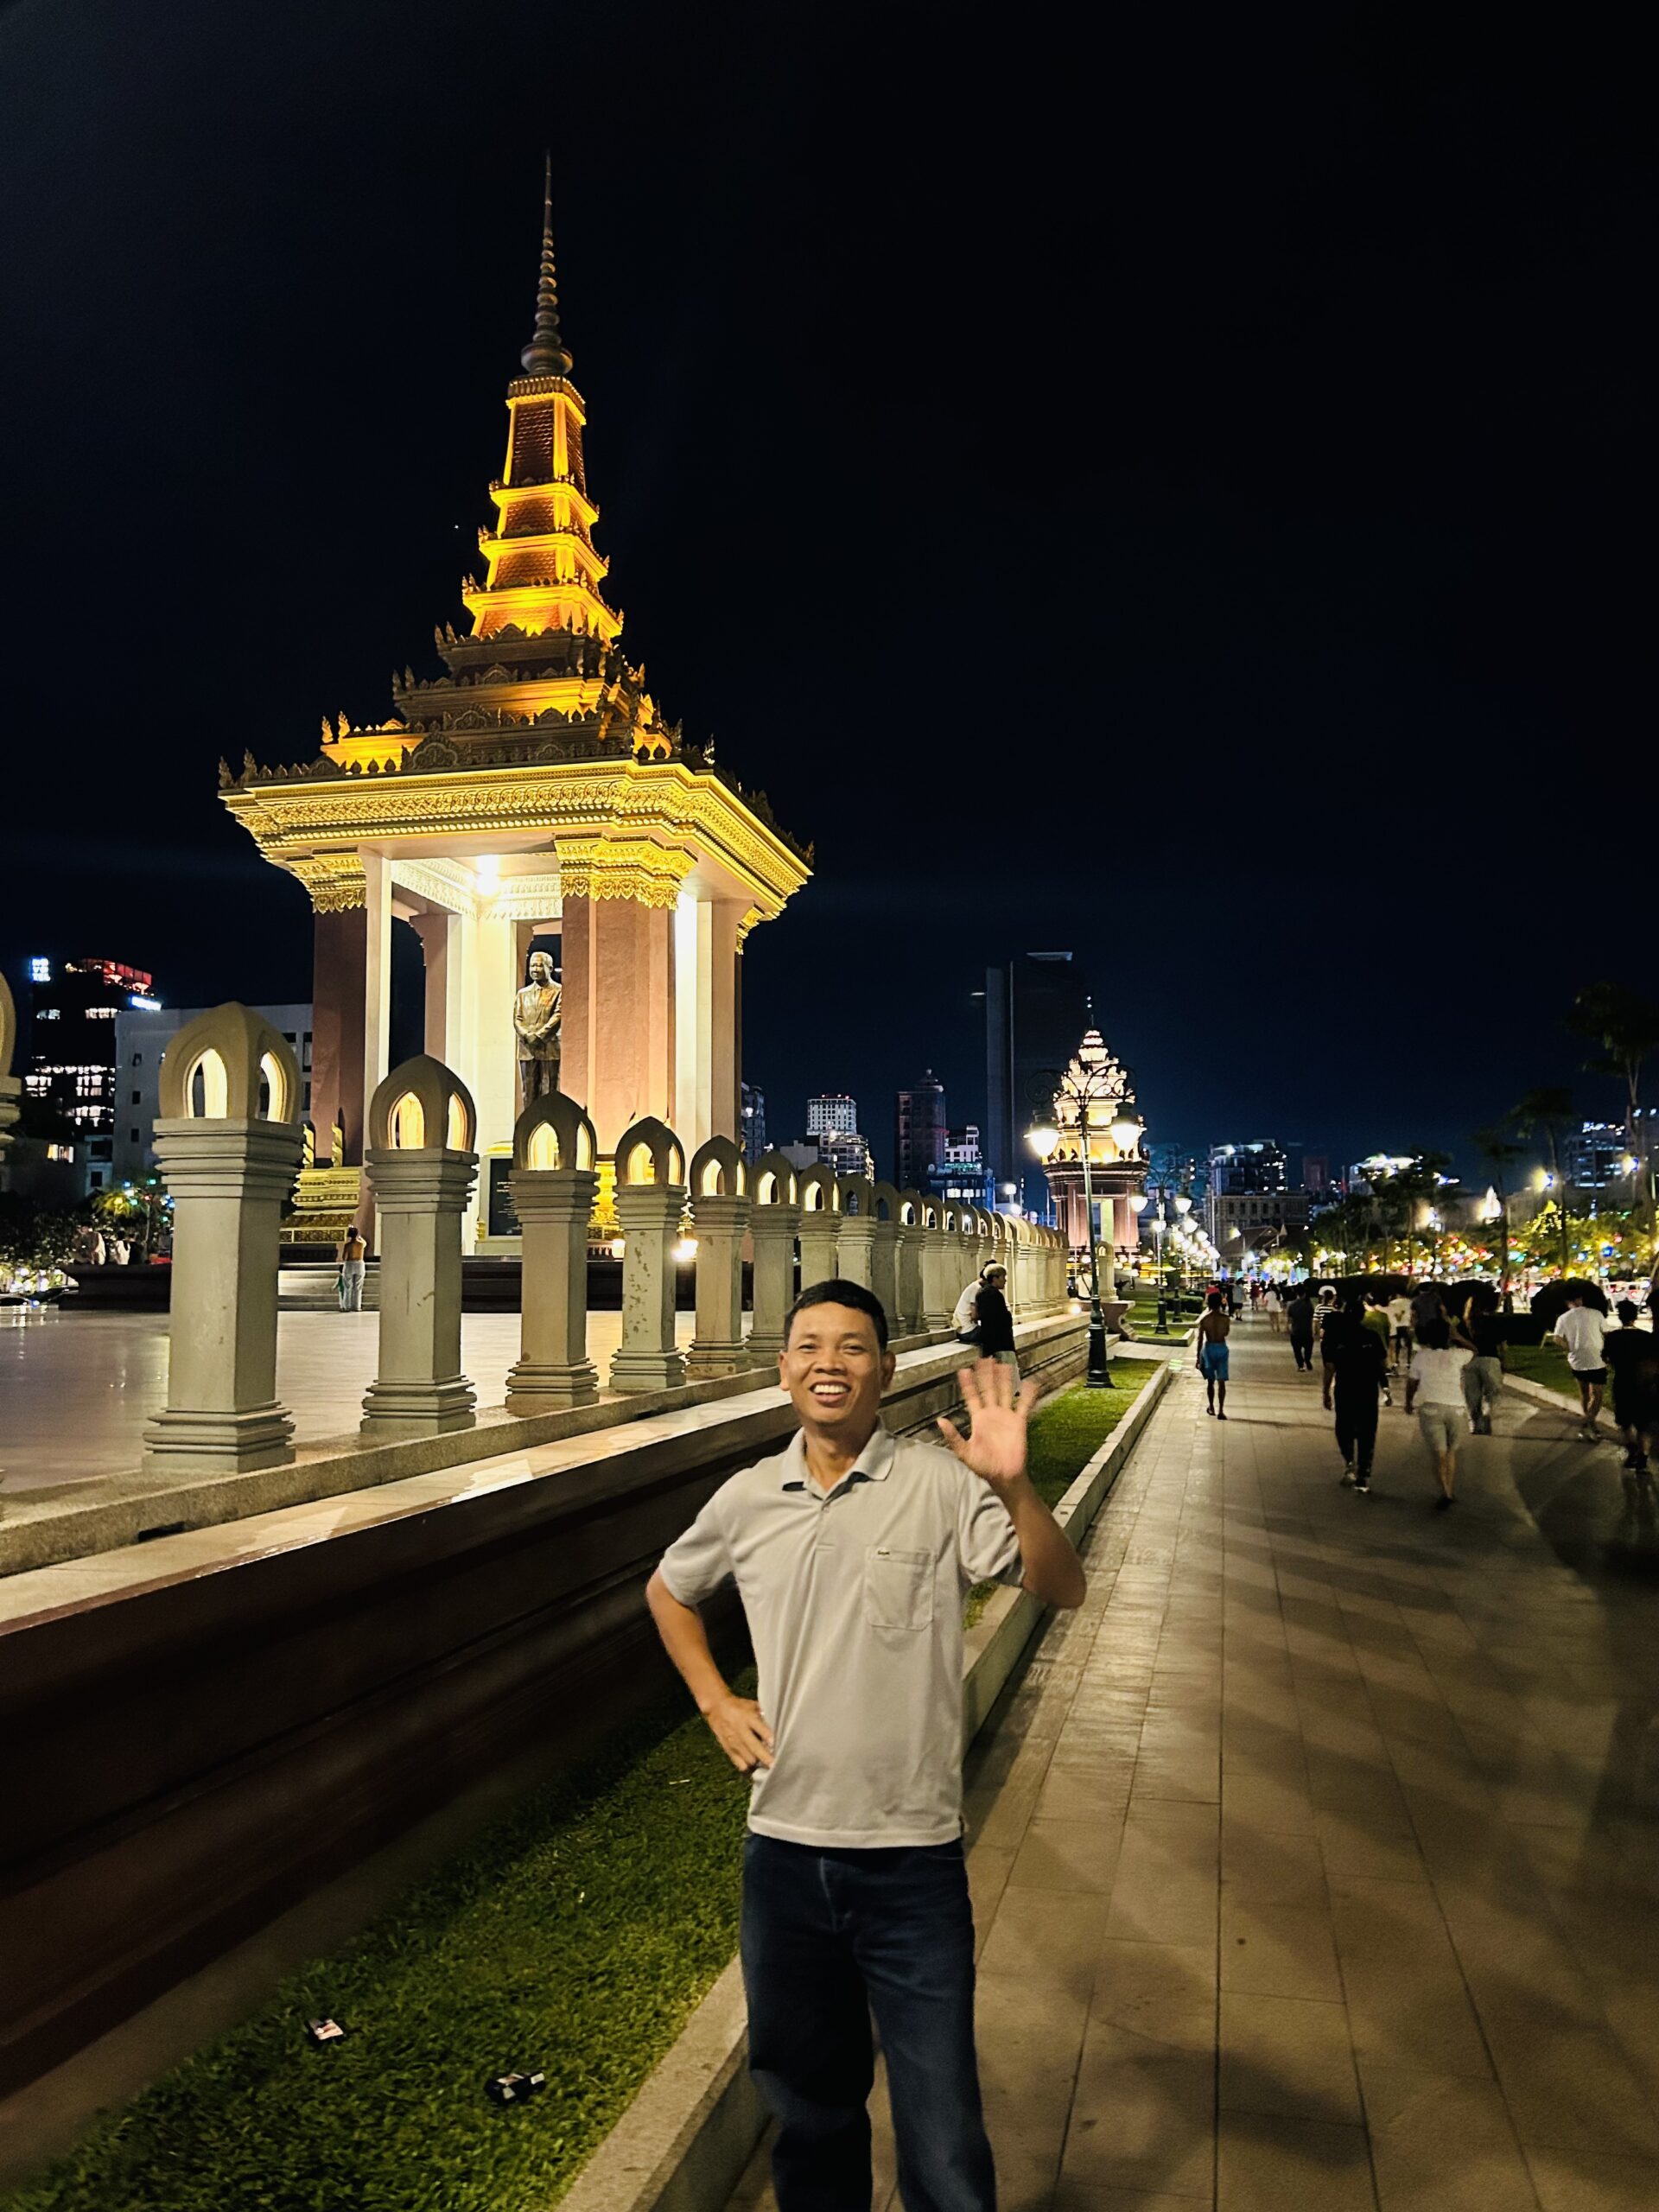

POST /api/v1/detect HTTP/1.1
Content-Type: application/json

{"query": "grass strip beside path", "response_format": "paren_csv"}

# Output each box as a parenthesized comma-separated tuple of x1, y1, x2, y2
(1504, 1341, 1580, 1399)
(964, 1365, 1160, 1624)
(2, 1691, 753, 2212)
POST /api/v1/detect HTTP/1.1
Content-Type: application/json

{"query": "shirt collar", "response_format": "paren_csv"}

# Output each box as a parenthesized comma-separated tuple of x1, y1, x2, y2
(779, 1425, 895, 1494)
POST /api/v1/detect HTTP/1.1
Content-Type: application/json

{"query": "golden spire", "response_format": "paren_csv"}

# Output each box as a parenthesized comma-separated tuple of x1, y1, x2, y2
(519, 154, 574, 378)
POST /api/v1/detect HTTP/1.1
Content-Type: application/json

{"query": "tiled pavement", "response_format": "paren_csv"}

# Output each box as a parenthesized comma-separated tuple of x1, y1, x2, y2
(733, 1316, 1659, 2209)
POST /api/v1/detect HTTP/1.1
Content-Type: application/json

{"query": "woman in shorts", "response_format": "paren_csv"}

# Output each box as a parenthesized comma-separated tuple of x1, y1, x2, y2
(1407, 1318, 1472, 1510)
(1197, 1290, 1231, 1419)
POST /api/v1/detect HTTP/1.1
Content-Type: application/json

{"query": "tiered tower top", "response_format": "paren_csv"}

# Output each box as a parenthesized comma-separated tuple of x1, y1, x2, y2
(219, 170, 808, 928)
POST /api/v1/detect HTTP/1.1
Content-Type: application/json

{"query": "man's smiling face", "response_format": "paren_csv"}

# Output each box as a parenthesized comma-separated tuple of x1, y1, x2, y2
(779, 1302, 895, 1446)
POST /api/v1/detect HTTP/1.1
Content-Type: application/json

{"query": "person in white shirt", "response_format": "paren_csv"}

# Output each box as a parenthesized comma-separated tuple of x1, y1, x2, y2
(1553, 1289, 1610, 1440)
(1407, 1318, 1473, 1510)
(1385, 1293, 1413, 1373)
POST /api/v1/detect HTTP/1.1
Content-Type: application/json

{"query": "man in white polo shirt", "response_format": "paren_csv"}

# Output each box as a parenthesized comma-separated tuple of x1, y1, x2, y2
(646, 1277, 1085, 2212)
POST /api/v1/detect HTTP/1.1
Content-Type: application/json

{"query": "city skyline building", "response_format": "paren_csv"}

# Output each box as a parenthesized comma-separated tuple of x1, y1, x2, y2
(982, 951, 1093, 1196)
(740, 1080, 766, 1165)
(806, 1093, 859, 1138)
(894, 1071, 948, 1192)
(925, 1124, 995, 1211)
(23, 958, 162, 1192)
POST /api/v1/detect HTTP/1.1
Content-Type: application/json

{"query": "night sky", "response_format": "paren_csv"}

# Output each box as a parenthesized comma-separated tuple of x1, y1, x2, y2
(0, 3, 1646, 1182)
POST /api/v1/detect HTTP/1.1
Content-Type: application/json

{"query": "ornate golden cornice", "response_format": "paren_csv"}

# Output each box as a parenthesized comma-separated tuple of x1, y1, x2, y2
(289, 854, 368, 912)
(222, 754, 810, 918)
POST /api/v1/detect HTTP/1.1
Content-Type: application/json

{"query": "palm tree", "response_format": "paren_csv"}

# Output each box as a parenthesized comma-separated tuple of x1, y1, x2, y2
(1389, 1151, 1454, 1280)
(1513, 1087, 1573, 1278)
(1471, 1124, 1529, 1308)
(1567, 982, 1659, 1245)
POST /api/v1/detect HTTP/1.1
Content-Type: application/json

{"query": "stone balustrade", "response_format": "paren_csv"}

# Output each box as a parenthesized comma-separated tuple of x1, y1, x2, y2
(132, 1078, 1072, 1470)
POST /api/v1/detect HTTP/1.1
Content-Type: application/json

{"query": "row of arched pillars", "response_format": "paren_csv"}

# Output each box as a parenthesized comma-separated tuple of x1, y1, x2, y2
(136, 1007, 1072, 1472)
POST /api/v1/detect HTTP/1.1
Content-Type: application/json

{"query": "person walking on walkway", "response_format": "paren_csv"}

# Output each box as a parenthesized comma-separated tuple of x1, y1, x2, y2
(1386, 1289, 1413, 1374)
(1604, 1299, 1657, 1477)
(1287, 1286, 1316, 1370)
(1318, 1287, 1343, 1409)
(1362, 1291, 1395, 1406)
(336, 1223, 367, 1313)
(1461, 1283, 1507, 1434)
(1197, 1289, 1231, 1418)
(1267, 1282, 1285, 1337)
(645, 1280, 1085, 2212)
(1407, 1317, 1472, 1510)
(1332, 1298, 1389, 1493)
(1554, 1287, 1610, 1441)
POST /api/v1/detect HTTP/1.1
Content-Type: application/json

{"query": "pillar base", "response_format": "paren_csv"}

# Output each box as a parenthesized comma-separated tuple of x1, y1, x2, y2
(505, 1360, 601, 1413)
(609, 1349, 688, 1395)
(140, 1403, 296, 1477)
(359, 1376, 477, 1439)
(686, 1339, 759, 1381)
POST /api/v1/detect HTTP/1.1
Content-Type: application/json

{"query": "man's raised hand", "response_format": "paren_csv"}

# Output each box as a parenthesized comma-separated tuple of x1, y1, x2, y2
(937, 1359, 1045, 1495)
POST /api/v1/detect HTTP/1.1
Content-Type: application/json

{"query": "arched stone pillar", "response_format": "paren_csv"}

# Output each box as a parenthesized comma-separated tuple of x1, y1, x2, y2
(747, 1151, 800, 1363)
(687, 1135, 752, 1379)
(610, 1116, 688, 1394)
(506, 1091, 601, 1412)
(796, 1162, 841, 1291)
(896, 1191, 925, 1334)
(868, 1180, 903, 1329)
(919, 1200, 953, 1331)
(836, 1175, 877, 1292)
(361, 1055, 479, 1437)
(141, 1005, 304, 1475)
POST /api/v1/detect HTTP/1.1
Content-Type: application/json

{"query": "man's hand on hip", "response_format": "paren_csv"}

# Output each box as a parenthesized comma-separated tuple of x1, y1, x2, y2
(704, 1690, 774, 1775)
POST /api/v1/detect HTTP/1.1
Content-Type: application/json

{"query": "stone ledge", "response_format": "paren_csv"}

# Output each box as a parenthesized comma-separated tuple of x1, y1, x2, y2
(553, 1351, 1175, 2212)
(0, 1316, 1086, 1592)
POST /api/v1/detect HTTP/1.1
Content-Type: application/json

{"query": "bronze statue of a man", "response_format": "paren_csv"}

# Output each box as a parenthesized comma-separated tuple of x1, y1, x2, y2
(513, 949, 562, 1107)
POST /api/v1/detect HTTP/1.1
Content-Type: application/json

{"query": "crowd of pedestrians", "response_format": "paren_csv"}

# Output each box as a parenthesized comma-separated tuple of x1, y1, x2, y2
(1255, 1271, 1659, 1513)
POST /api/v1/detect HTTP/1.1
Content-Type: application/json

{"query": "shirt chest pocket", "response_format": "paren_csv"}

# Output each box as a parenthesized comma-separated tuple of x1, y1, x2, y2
(864, 1546, 934, 1631)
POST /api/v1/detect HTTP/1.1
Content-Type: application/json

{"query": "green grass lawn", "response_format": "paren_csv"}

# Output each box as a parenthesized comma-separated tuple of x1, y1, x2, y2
(1, 1689, 753, 2212)
(964, 1363, 1160, 1624)
(1503, 1340, 1579, 1398)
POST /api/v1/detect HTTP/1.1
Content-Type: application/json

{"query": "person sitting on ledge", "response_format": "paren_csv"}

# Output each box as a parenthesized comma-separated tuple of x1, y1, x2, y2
(645, 1276, 1085, 2212)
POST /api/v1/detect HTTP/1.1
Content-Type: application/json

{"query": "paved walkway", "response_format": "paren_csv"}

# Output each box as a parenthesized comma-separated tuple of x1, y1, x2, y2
(734, 1314, 1659, 2210)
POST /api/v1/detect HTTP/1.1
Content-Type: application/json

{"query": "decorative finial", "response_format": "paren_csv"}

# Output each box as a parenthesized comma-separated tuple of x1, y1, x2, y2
(520, 155, 573, 377)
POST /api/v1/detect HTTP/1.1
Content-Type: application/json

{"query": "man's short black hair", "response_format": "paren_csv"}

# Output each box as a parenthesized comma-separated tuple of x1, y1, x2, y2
(785, 1278, 890, 1351)
(1420, 1317, 1452, 1350)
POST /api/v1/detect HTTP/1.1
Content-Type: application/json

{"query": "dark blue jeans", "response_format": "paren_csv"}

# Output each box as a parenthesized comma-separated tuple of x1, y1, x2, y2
(741, 1833, 995, 2212)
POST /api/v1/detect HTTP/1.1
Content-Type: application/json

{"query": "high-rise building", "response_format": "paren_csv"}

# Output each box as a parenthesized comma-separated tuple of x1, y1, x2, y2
(817, 1129, 875, 1182)
(112, 1003, 314, 1185)
(740, 1081, 767, 1164)
(1567, 1121, 1627, 1190)
(24, 958, 162, 1192)
(925, 1125, 995, 1210)
(1206, 1141, 1289, 1198)
(982, 952, 1095, 1194)
(806, 1093, 859, 1138)
(895, 1071, 948, 1192)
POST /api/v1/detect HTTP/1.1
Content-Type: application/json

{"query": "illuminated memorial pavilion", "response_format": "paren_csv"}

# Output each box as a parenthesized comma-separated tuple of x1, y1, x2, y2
(222, 173, 810, 1243)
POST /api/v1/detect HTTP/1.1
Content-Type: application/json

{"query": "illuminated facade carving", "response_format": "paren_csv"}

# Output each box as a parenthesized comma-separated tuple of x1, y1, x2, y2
(220, 168, 809, 1236)
(1042, 1027, 1149, 1259)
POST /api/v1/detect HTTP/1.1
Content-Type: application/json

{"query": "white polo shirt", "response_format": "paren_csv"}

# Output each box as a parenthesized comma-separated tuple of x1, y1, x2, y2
(658, 1425, 1024, 1848)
